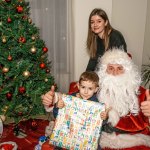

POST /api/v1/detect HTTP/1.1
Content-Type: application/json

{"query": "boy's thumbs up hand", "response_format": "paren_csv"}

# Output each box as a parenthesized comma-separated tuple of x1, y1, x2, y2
(41, 85, 56, 106)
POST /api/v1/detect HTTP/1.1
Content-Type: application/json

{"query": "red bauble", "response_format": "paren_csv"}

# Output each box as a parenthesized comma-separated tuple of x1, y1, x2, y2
(40, 63, 46, 69)
(42, 47, 48, 53)
(22, 15, 27, 20)
(18, 86, 26, 94)
(16, 5, 23, 13)
(0, 64, 4, 69)
(7, 17, 12, 23)
(5, 0, 11, 2)
(18, 37, 26, 43)
(6, 92, 12, 100)
(46, 69, 50, 73)
(7, 55, 12, 61)
(18, 112, 23, 116)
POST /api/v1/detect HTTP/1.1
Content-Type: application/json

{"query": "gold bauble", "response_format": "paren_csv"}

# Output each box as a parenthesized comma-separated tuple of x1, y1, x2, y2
(2, 37, 6, 43)
(31, 47, 36, 53)
(4, 106, 8, 109)
(2, 67, 9, 73)
(23, 70, 30, 77)
(28, 18, 32, 24)
(31, 36, 36, 40)
(45, 78, 48, 82)
(2, 106, 8, 113)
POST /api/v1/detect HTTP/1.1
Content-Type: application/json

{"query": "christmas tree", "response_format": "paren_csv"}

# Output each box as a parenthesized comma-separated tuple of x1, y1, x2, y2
(0, 0, 55, 124)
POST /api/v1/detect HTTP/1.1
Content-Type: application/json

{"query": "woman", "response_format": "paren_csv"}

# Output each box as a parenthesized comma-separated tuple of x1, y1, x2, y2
(86, 8, 127, 71)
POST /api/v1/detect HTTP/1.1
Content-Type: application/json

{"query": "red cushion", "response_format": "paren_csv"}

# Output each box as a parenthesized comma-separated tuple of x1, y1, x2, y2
(68, 82, 79, 94)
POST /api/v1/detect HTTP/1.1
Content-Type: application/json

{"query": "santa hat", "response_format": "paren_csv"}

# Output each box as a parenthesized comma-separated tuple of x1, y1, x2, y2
(100, 48, 132, 70)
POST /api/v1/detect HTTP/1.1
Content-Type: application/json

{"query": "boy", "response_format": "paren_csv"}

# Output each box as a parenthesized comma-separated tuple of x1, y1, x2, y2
(42, 71, 108, 150)
(53, 71, 101, 118)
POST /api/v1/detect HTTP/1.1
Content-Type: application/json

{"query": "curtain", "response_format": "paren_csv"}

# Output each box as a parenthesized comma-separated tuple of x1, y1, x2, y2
(28, 0, 74, 93)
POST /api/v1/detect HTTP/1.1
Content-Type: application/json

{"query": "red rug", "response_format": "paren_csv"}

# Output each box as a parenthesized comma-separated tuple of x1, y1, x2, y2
(0, 119, 49, 150)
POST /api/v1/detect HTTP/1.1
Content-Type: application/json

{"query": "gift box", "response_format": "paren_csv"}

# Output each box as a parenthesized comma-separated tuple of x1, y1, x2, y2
(49, 94, 105, 150)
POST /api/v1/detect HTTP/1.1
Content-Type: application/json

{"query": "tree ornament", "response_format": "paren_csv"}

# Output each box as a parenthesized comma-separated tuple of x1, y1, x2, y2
(23, 70, 30, 77)
(45, 78, 48, 82)
(31, 36, 36, 40)
(5, 0, 11, 2)
(22, 15, 27, 20)
(7, 17, 12, 23)
(28, 18, 32, 24)
(40, 63, 46, 69)
(46, 69, 50, 73)
(7, 55, 12, 61)
(16, 5, 23, 13)
(18, 86, 26, 94)
(2, 37, 6, 43)
(0, 64, 3, 69)
(42, 47, 48, 53)
(2, 67, 9, 73)
(30, 46, 36, 53)
(6, 92, 12, 100)
(18, 112, 23, 116)
(18, 36, 26, 43)
(2, 106, 8, 114)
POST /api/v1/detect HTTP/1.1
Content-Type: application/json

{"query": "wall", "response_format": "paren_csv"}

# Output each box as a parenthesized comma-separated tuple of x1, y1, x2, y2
(112, 0, 147, 71)
(143, 0, 150, 65)
(73, 0, 148, 80)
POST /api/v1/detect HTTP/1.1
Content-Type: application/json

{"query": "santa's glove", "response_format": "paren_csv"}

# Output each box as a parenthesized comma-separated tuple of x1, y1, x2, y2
(108, 109, 120, 126)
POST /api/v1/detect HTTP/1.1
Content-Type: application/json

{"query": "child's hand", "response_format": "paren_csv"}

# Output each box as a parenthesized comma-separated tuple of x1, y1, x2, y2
(100, 107, 111, 120)
(41, 85, 55, 106)
(56, 99, 65, 108)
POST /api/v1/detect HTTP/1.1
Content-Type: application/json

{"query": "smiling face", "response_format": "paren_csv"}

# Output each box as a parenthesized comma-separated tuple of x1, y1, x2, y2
(77, 80, 98, 100)
(90, 15, 108, 38)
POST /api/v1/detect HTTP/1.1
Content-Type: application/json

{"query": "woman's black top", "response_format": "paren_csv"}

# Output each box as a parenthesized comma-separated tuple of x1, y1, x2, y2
(86, 29, 127, 71)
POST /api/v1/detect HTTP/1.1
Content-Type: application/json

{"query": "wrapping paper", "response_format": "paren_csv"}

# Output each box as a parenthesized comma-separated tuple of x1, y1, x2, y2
(50, 94, 105, 150)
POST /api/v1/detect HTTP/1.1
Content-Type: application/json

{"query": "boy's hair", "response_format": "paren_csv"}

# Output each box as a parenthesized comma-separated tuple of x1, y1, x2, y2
(79, 71, 99, 87)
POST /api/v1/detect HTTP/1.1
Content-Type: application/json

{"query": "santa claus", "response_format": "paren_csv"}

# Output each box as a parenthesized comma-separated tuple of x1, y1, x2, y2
(96, 48, 150, 150)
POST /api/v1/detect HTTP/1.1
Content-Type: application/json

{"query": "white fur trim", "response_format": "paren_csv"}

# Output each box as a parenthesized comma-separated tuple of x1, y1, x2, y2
(100, 48, 131, 66)
(100, 132, 150, 148)
(108, 109, 120, 126)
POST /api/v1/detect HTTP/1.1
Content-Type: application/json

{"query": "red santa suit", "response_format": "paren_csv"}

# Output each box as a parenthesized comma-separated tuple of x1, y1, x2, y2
(96, 49, 150, 150)
(101, 87, 150, 150)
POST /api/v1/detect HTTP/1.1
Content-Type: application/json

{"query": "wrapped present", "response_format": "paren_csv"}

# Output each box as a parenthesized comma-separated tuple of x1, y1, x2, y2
(49, 94, 105, 150)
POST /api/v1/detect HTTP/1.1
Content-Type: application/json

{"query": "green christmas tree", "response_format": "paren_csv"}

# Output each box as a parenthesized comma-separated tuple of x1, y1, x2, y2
(0, 0, 55, 124)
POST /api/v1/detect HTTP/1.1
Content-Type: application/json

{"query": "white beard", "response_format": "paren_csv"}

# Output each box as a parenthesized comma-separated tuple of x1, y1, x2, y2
(97, 67, 141, 126)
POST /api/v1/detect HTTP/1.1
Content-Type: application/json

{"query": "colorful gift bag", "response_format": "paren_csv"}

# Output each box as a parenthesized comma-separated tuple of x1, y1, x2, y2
(49, 94, 105, 150)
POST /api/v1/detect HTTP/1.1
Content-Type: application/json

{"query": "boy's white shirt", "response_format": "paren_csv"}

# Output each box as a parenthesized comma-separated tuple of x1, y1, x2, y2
(44, 92, 61, 112)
